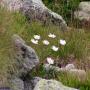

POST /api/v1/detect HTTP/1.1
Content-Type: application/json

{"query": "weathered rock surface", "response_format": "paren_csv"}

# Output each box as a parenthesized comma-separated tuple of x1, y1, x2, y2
(12, 34, 39, 77)
(74, 2, 90, 27)
(8, 34, 40, 90)
(0, 0, 23, 11)
(10, 77, 24, 90)
(23, 77, 42, 90)
(9, 76, 41, 90)
(0, 0, 67, 30)
(34, 79, 78, 90)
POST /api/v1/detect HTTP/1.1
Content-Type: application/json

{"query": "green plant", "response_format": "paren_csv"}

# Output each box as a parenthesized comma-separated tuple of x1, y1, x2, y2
(43, 0, 80, 22)
(0, 8, 90, 89)
(58, 72, 90, 90)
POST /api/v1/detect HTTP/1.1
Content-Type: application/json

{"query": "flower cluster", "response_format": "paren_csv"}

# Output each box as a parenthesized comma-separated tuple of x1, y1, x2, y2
(31, 33, 67, 65)
(31, 33, 66, 52)
(31, 35, 41, 44)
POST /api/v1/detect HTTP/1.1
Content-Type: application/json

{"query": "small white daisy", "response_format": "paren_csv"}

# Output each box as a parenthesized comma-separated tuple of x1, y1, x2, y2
(34, 35, 41, 40)
(60, 39, 66, 45)
(51, 46, 59, 52)
(31, 39, 38, 44)
(48, 33, 56, 38)
(43, 40, 50, 45)
(47, 57, 54, 65)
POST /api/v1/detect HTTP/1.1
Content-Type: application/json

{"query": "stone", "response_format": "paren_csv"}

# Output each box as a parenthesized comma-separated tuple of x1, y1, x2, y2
(65, 64, 75, 71)
(22, 77, 42, 90)
(7, 34, 41, 90)
(74, 2, 90, 27)
(8, 34, 40, 90)
(31, 77, 42, 87)
(9, 77, 42, 90)
(34, 79, 78, 90)
(9, 77, 24, 90)
(0, 0, 23, 11)
(12, 34, 39, 77)
(0, 0, 67, 30)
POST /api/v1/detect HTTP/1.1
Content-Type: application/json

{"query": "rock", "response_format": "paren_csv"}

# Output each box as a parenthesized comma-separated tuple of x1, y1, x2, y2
(79, 2, 90, 13)
(0, 0, 67, 30)
(74, 2, 90, 27)
(20, 77, 41, 90)
(9, 77, 42, 90)
(31, 77, 42, 87)
(0, 0, 23, 11)
(12, 34, 39, 77)
(34, 79, 78, 90)
(9, 77, 24, 90)
(8, 34, 40, 90)
(65, 64, 75, 71)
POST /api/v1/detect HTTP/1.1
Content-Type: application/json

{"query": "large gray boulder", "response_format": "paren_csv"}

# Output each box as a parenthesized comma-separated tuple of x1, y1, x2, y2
(8, 34, 40, 90)
(9, 77, 41, 90)
(74, 2, 90, 25)
(0, 0, 67, 30)
(10, 77, 24, 90)
(12, 34, 39, 77)
(0, 0, 23, 11)
(23, 77, 42, 90)
(34, 79, 78, 90)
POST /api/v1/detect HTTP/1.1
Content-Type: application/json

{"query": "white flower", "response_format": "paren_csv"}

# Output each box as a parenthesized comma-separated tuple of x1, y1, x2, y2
(47, 57, 54, 65)
(60, 39, 66, 45)
(48, 33, 56, 38)
(51, 46, 59, 52)
(43, 40, 50, 45)
(34, 35, 41, 40)
(31, 39, 38, 44)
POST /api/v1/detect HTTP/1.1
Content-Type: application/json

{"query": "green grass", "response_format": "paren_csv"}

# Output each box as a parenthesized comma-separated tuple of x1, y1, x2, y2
(57, 71, 90, 90)
(0, 8, 90, 89)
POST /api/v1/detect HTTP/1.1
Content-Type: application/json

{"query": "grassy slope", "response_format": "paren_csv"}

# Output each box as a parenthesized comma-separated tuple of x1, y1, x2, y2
(0, 8, 90, 89)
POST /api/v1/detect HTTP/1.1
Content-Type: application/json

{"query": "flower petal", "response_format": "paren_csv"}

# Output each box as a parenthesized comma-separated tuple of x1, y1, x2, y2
(51, 46, 59, 51)
(48, 33, 56, 38)
(43, 40, 50, 45)
(31, 39, 38, 44)
(60, 39, 66, 45)
(47, 57, 54, 64)
(34, 35, 41, 40)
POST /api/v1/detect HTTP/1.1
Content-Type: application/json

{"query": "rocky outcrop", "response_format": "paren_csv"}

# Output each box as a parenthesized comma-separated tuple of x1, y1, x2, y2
(0, 0, 22, 11)
(34, 79, 78, 90)
(8, 34, 40, 90)
(12, 34, 39, 77)
(0, 0, 67, 30)
(9, 77, 41, 90)
(74, 2, 90, 27)
(10, 77, 24, 90)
